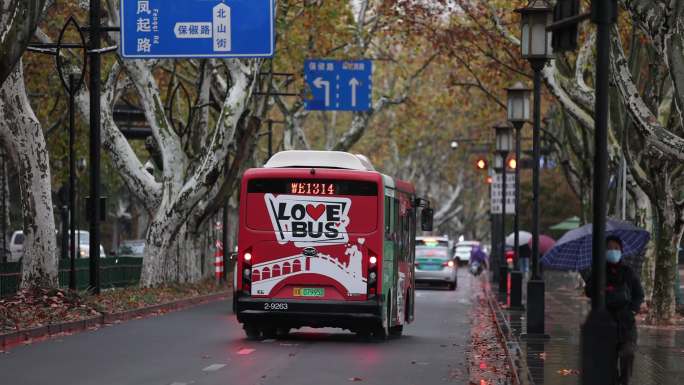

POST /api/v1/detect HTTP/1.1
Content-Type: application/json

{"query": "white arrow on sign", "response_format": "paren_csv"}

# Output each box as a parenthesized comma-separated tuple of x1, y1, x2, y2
(313, 77, 331, 106)
(349, 77, 360, 107)
(174, 22, 213, 39)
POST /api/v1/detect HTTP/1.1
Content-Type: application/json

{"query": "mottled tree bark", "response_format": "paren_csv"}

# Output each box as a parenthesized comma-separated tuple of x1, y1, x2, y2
(0, 0, 47, 84)
(0, 63, 57, 287)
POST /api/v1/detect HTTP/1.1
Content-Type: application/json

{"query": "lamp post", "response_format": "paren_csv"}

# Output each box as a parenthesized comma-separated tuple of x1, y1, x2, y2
(581, 2, 619, 384)
(506, 82, 531, 310)
(516, 0, 552, 336)
(494, 122, 513, 294)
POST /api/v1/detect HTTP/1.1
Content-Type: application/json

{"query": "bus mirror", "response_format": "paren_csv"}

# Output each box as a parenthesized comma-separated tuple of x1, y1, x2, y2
(421, 208, 434, 232)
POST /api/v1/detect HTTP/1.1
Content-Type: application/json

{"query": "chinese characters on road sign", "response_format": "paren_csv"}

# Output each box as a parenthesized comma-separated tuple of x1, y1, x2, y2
(491, 173, 515, 215)
(304, 59, 372, 111)
(121, 0, 274, 58)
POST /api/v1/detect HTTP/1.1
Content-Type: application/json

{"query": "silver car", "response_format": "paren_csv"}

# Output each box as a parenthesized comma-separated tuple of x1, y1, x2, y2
(414, 246, 457, 290)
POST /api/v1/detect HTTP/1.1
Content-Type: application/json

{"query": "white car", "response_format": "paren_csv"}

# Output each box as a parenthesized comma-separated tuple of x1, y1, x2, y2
(9, 230, 106, 261)
(454, 241, 481, 266)
(9, 231, 25, 262)
(69, 230, 107, 258)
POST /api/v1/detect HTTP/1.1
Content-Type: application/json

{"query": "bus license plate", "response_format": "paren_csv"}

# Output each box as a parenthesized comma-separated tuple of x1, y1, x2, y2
(293, 288, 324, 297)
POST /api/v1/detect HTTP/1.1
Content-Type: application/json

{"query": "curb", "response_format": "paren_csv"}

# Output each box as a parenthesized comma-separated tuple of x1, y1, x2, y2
(1, 290, 231, 351)
(482, 282, 531, 385)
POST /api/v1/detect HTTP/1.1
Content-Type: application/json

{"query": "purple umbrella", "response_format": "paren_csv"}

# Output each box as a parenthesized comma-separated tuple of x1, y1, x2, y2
(540, 218, 650, 271)
(529, 234, 556, 255)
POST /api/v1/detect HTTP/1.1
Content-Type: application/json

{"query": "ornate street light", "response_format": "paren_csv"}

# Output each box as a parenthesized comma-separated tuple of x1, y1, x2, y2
(507, 82, 532, 124)
(517, 0, 554, 60)
(506, 82, 531, 310)
(494, 123, 514, 154)
(493, 122, 513, 293)
(516, 0, 553, 337)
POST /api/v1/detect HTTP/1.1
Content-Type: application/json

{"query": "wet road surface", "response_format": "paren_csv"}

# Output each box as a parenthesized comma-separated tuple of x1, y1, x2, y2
(0, 270, 476, 385)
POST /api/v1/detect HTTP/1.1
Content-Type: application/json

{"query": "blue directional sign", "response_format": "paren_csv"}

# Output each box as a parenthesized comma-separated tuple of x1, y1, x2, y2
(120, 0, 274, 58)
(304, 59, 372, 111)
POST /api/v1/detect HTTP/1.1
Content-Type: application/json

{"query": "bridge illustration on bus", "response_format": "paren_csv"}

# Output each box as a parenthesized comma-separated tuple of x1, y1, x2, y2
(250, 243, 367, 296)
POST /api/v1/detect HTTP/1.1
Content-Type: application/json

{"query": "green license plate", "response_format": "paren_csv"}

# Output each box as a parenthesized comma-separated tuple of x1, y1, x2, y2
(293, 287, 325, 297)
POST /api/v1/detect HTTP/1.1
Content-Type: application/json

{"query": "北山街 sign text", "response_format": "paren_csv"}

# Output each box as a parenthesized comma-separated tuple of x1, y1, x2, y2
(120, 0, 275, 58)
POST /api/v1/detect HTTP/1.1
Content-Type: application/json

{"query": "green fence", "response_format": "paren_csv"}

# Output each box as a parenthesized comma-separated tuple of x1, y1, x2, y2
(0, 257, 143, 297)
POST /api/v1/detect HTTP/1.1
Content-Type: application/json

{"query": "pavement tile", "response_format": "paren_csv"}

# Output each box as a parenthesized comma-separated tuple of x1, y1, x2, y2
(492, 270, 684, 385)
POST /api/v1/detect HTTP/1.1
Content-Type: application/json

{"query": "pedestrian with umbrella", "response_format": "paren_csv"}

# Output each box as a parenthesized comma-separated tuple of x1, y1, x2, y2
(506, 231, 532, 273)
(541, 218, 649, 385)
(584, 235, 644, 385)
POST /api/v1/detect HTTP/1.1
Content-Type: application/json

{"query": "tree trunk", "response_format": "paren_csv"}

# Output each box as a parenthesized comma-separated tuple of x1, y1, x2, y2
(648, 170, 683, 324)
(0, 0, 48, 84)
(629, 180, 656, 303)
(0, 63, 57, 287)
(142, 206, 218, 286)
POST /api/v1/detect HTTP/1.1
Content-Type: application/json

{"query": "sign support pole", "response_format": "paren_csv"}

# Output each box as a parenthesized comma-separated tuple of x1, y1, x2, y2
(88, 0, 102, 294)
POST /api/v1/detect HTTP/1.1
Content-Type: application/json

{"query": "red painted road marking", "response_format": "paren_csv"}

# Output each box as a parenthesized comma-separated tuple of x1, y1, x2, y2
(237, 348, 255, 355)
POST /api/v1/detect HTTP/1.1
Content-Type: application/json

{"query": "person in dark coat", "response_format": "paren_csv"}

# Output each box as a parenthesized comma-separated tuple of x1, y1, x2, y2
(585, 235, 644, 385)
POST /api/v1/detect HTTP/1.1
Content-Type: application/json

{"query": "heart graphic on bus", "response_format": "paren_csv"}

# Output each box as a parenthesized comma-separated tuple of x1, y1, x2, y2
(265, 194, 351, 247)
(306, 204, 325, 221)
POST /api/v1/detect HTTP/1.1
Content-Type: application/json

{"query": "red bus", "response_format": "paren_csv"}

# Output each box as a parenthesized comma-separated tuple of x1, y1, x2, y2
(233, 151, 433, 340)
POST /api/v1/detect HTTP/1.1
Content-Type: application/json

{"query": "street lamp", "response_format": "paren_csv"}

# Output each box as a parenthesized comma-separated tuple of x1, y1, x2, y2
(506, 81, 531, 310)
(516, 0, 552, 337)
(494, 122, 513, 294)
(450, 140, 459, 150)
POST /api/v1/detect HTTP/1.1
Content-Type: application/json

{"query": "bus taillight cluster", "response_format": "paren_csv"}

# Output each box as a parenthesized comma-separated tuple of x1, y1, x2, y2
(367, 255, 378, 297)
(242, 250, 253, 293)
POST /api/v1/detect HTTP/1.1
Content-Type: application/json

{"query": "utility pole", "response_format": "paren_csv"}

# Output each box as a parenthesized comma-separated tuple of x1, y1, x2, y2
(581, 1, 618, 383)
(88, 0, 102, 294)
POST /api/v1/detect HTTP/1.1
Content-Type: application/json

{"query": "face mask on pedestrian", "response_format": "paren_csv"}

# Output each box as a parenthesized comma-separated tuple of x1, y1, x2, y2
(606, 249, 622, 264)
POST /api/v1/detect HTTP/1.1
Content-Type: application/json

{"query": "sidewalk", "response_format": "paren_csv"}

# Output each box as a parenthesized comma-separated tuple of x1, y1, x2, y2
(490, 270, 684, 385)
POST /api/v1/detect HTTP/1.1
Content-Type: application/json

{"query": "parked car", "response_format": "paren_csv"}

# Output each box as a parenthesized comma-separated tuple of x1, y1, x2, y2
(9, 230, 25, 262)
(454, 241, 481, 266)
(117, 240, 145, 257)
(68, 230, 106, 258)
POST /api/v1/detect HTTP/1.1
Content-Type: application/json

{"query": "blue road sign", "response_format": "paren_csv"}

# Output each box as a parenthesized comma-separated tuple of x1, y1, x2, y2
(304, 60, 372, 111)
(120, 0, 274, 58)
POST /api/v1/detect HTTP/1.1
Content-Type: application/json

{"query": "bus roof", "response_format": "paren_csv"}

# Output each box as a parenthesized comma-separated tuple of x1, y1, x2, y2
(252, 151, 415, 195)
(264, 150, 376, 171)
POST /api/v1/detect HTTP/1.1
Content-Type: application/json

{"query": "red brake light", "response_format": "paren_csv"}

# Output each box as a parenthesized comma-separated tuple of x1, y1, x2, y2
(244, 252, 252, 262)
(442, 260, 455, 267)
(369, 256, 377, 265)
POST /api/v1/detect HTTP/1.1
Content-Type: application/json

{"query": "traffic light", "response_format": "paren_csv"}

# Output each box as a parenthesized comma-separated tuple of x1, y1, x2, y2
(485, 175, 493, 184)
(475, 158, 488, 170)
(507, 158, 517, 170)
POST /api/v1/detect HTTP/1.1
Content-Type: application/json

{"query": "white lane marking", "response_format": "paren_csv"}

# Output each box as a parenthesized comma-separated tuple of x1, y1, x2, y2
(202, 364, 226, 372)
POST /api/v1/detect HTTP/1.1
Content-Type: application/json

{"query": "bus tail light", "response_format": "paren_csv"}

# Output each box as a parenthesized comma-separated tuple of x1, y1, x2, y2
(241, 249, 253, 294)
(367, 254, 378, 299)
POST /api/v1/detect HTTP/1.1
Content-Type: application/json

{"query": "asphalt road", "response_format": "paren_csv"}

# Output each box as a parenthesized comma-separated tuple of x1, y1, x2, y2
(0, 269, 476, 385)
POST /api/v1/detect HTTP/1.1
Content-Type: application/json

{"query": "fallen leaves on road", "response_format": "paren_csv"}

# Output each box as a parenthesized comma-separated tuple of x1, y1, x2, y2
(557, 368, 580, 376)
(467, 279, 513, 384)
(0, 279, 226, 335)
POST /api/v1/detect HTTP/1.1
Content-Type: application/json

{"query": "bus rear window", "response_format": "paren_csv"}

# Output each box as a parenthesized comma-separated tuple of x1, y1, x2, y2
(246, 178, 378, 233)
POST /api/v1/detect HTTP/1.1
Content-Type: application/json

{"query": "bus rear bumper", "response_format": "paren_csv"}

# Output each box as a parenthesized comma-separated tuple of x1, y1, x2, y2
(235, 296, 382, 330)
